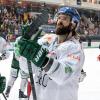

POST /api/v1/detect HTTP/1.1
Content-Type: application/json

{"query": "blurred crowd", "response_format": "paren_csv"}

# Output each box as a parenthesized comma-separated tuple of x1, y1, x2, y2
(0, 6, 100, 42)
(78, 15, 100, 36)
(0, 6, 33, 42)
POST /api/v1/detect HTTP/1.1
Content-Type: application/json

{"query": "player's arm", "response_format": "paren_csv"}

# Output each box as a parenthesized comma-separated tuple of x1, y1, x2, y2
(0, 39, 10, 60)
(18, 38, 84, 83)
(37, 43, 83, 85)
(43, 44, 84, 85)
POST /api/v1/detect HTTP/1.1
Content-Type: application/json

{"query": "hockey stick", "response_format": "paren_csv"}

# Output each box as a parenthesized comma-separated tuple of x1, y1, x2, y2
(22, 9, 48, 40)
(27, 60, 37, 100)
(2, 93, 7, 100)
(27, 29, 42, 100)
(22, 9, 48, 100)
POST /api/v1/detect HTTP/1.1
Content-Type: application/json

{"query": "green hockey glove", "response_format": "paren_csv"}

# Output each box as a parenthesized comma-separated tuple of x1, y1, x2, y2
(0, 76, 6, 93)
(18, 38, 49, 68)
(18, 38, 38, 60)
(31, 45, 49, 68)
(21, 24, 30, 40)
(18, 26, 43, 58)
(18, 38, 33, 58)
(18, 38, 31, 58)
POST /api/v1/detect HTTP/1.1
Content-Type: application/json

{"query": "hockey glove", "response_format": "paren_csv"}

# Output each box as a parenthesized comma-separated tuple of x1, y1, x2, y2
(18, 38, 37, 60)
(18, 38, 49, 68)
(0, 76, 6, 93)
(21, 24, 31, 40)
(31, 44, 49, 68)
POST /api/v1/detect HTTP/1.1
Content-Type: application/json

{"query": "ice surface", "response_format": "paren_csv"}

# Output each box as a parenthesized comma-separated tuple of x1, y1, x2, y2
(79, 48, 100, 100)
(0, 48, 100, 100)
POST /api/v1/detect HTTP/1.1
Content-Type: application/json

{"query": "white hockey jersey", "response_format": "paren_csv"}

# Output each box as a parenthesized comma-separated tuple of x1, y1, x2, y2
(0, 36, 9, 60)
(20, 34, 85, 100)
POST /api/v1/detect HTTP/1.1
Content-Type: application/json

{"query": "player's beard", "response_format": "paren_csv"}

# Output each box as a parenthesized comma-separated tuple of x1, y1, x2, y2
(56, 23, 72, 35)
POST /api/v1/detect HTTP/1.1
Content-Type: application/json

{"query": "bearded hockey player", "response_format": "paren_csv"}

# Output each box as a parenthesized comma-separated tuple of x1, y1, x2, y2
(18, 6, 85, 100)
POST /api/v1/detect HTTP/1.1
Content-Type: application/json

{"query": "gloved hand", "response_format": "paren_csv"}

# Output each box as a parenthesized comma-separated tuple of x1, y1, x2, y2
(18, 38, 48, 68)
(31, 44, 49, 68)
(21, 24, 31, 40)
(18, 38, 30, 58)
(18, 38, 38, 60)
(0, 76, 6, 93)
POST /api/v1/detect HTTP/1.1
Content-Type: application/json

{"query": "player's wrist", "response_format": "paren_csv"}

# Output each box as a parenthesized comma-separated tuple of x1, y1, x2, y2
(42, 57, 54, 72)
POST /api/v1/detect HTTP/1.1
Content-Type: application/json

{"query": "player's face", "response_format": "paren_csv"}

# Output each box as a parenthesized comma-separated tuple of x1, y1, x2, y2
(56, 14, 72, 35)
(57, 14, 71, 27)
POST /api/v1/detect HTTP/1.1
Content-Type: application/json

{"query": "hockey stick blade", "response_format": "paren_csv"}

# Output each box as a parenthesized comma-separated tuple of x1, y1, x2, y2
(23, 10, 49, 40)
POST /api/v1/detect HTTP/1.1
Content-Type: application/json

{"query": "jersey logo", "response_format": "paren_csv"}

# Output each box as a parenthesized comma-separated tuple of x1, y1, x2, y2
(67, 54, 80, 62)
(65, 66, 73, 73)
(34, 47, 44, 62)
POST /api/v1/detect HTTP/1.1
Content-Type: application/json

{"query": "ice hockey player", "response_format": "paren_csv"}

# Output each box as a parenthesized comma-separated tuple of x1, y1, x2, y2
(5, 36, 29, 98)
(38, 8, 86, 83)
(19, 6, 85, 100)
(0, 36, 10, 100)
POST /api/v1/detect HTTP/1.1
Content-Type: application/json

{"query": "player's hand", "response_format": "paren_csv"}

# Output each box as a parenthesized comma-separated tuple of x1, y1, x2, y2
(18, 38, 48, 68)
(31, 44, 48, 68)
(18, 38, 33, 60)
(21, 24, 31, 40)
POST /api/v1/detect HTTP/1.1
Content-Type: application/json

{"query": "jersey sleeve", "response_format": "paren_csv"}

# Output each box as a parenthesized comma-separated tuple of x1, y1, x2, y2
(44, 42, 84, 85)
(38, 34, 57, 49)
(0, 38, 10, 60)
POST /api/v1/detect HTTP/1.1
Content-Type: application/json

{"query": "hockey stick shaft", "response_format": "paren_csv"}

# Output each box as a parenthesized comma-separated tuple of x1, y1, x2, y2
(27, 29, 43, 100)
(2, 93, 7, 100)
(27, 60, 37, 100)
(22, 8, 48, 100)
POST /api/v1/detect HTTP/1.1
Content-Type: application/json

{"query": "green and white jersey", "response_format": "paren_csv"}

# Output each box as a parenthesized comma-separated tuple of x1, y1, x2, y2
(14, 36, 22, 58)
